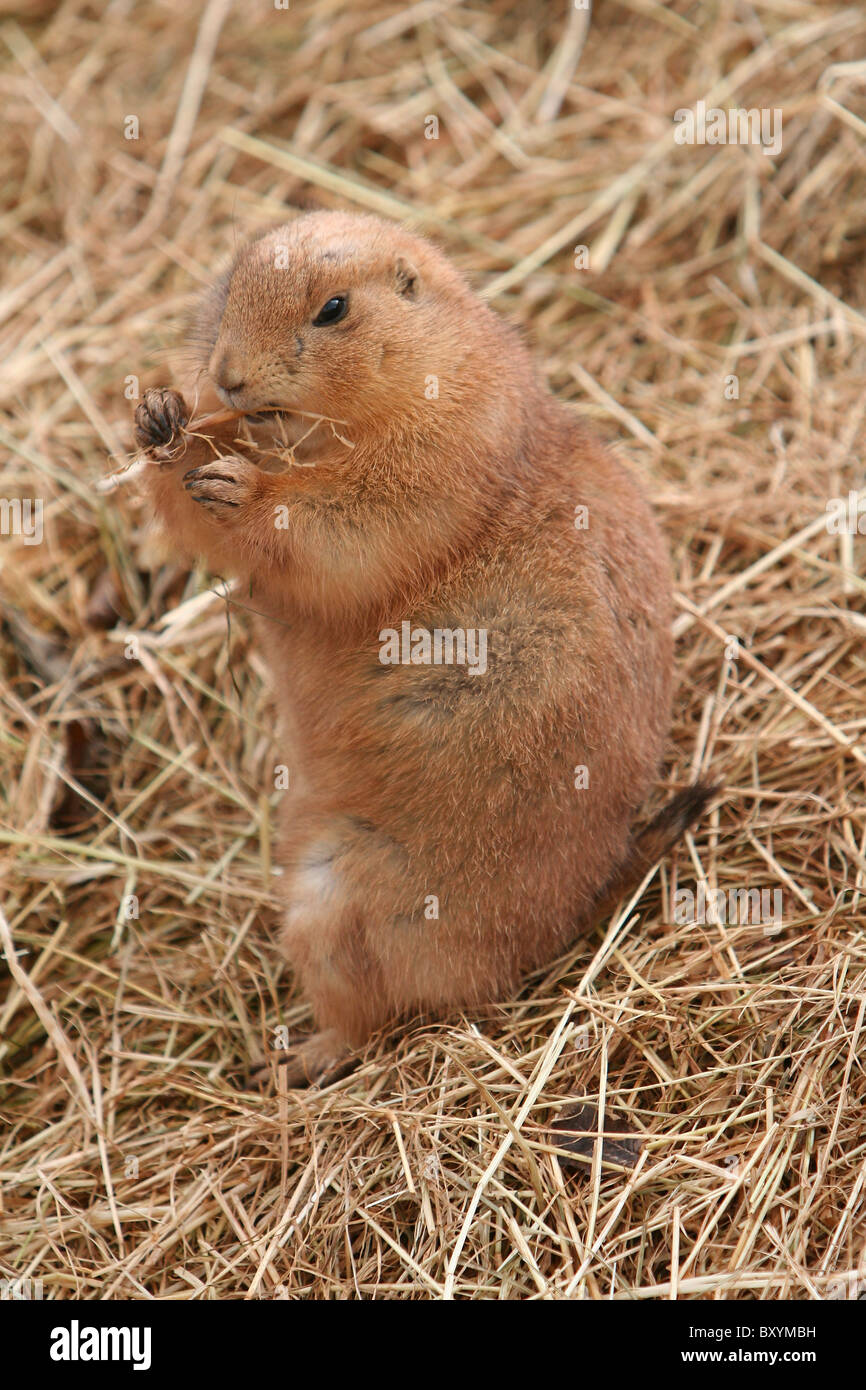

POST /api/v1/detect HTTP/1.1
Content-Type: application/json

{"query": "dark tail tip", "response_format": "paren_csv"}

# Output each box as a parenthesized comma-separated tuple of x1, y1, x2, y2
(582, 780, 722, 930)
(622, 779, 722, 887)
(645, 779, 721, 843)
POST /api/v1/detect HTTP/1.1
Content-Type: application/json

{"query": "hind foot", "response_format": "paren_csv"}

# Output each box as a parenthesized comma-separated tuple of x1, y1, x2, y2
(248, 1028, 352, 1090)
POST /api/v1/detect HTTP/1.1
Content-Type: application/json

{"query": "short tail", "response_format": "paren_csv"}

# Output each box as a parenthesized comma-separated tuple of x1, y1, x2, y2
(591, 781, 720, 922)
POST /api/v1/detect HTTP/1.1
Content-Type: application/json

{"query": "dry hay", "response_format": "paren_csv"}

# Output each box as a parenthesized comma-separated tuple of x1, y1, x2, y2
(1, 0, 865, 1301)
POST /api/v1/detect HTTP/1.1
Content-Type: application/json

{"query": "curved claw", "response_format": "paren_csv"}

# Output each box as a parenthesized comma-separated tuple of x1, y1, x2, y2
(134, 387, 189, 452)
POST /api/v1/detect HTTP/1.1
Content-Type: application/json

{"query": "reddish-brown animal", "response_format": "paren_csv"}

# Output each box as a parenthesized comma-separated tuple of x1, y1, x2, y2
(134, 212, 706, 1084)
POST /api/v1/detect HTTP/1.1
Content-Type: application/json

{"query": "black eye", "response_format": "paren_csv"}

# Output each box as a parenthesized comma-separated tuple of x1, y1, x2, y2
(312, 295, 348, 326)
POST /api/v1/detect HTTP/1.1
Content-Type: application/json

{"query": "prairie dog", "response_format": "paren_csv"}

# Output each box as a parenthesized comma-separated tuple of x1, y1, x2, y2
(133, 211, 711, 1084)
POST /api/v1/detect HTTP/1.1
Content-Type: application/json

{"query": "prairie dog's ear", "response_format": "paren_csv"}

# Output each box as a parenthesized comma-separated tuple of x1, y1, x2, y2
(394, 256, 420, 300)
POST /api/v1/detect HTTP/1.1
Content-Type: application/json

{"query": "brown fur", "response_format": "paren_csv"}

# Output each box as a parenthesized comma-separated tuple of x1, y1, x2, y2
(133, 212, 709, 1085)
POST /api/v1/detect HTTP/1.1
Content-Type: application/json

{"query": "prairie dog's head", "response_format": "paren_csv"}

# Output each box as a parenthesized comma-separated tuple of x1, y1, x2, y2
(194, 212, 482, 431)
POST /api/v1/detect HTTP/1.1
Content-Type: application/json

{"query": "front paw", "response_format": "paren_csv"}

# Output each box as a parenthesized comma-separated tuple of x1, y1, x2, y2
(183, 456, 262, 515)
(134, 388, 189, 453)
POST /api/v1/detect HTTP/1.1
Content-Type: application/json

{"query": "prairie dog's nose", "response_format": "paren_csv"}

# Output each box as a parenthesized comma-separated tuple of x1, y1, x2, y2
(210, 347, 246, 395)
